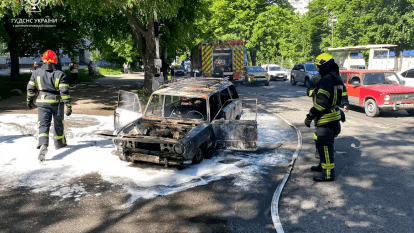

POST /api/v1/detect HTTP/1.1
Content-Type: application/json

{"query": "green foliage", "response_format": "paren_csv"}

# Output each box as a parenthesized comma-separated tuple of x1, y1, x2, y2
(0, 74, 31, 99)
(96, 66, 124, 75)
(89, 50, 102, 63)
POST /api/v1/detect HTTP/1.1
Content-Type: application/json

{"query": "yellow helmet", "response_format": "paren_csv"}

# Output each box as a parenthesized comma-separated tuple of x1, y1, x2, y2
(314, 53, 333, 66)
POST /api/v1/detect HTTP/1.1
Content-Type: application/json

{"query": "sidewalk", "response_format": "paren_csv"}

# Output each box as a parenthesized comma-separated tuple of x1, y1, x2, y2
(0, 73, 144, 115)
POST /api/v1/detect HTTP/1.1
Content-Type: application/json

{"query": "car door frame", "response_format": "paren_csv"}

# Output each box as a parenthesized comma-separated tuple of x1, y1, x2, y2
(345, 72, 362, 105)
(114, 90, 143, 133)
(211, 97, 258, 151)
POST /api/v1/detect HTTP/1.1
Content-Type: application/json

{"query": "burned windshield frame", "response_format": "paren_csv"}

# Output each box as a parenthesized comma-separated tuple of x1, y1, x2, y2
(144, 94, 208, 121)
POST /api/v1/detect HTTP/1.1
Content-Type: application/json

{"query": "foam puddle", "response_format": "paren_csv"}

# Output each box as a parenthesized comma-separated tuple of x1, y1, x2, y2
(0, 113, 292, 205)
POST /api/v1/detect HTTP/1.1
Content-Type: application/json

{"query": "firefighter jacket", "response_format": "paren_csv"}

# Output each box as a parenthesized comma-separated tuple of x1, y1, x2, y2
(307, 73, 349, 108)
(27, 64, 71, 107)
(307, 73, 342, 126)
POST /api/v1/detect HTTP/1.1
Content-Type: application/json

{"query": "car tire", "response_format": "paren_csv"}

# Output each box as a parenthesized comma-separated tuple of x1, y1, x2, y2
(304, 77, 310, 88)
(406, 109, 414, 115)
(245, 76, 250, 85)
(204, 148, 215, 159)
(290, 76, 296, 85)
(265, 81, 269, 86)
(364, 99, 380, 117)
(192, 147, 204, 164)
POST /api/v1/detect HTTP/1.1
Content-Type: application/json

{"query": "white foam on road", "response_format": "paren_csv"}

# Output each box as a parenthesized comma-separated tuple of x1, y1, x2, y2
(0, 113, 292, 205)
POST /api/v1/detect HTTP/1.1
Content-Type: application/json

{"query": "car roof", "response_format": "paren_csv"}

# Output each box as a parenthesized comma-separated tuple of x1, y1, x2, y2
(153, 77, 233, 99)
(340, 70, 395, 74)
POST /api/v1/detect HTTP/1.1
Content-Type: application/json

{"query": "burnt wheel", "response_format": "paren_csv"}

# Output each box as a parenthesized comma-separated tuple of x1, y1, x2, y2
(364, 99, 380, 117)
(192, 147, 204, 164)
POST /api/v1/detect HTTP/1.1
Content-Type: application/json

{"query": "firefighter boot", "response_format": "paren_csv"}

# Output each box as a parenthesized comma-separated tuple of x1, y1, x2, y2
(38, 145, 48, 162)
(313, 169, 335, 182)
(311, 164, 322, 172)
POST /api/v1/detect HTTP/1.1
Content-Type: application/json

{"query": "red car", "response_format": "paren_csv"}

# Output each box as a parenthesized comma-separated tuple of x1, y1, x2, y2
(340, 70, 414, 117)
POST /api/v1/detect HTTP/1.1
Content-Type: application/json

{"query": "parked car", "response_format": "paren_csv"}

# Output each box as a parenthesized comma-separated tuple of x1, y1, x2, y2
(396, 68, 414, 87)
(262, 64, 287, 81)
(340, 70, 414, 117)
(109, 78, 258, 167)
(174, 65, 185, 76)
(290, 62, 318, 87)
(242, 66, 270, 86)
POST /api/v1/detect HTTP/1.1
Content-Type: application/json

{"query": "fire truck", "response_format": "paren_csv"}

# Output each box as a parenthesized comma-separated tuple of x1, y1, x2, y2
(191, 40, 244, 81)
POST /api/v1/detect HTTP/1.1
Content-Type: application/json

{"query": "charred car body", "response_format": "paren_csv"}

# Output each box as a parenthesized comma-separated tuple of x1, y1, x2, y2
(111, 78, 258, 167)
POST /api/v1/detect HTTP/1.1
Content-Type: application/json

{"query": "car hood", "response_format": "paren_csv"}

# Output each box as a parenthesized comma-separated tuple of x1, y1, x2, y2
(268, 70, 286, 74)
(247, 71, 267, 76)
(362, 85, 414, 94)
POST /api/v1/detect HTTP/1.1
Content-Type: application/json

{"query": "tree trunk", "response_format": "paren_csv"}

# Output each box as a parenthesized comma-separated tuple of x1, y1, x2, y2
(124, 11, 157, 97)
(2, 15, 20, 81)
(162, 44, 168, 81)
(394, 48, 400, 72)
(249, 50, 257, 66)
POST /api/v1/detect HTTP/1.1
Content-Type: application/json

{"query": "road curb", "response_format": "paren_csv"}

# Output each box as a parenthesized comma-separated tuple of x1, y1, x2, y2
(267, 111, 302, 233)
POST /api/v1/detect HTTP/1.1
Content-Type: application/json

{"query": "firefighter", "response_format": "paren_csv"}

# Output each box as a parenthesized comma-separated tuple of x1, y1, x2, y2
(307, 61, 349, 159)
(213, 60, 224, 78)
(304, 53, 344, 182)
(27, 50, 72, 162)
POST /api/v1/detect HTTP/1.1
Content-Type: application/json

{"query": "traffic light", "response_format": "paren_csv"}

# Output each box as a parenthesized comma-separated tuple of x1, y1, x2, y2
(154, 22, 165, 37)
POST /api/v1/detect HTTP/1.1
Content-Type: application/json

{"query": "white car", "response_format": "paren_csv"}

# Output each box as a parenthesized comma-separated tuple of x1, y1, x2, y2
(261, 64, 287, 81)
(397, 68, 414, 87)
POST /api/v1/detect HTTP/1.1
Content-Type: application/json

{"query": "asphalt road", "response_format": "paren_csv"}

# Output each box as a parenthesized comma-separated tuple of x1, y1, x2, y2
(1, 75, 413, 232)
(237, 79, 414, 232)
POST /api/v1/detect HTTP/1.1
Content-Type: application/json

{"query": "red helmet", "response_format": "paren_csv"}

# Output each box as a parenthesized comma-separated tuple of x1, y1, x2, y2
(215, 61, 220, 65)
(42, 50, 58, 64)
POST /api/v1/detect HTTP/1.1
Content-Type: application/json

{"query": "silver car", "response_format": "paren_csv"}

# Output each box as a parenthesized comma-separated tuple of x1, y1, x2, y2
(290, 63, 318, 88)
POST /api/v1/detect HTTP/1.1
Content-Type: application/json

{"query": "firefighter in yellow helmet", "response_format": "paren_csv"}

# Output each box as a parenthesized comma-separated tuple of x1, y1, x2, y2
(304, 53, 347, 181)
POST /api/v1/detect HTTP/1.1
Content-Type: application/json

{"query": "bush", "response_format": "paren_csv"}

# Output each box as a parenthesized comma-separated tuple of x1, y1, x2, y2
(0, 74, 31, 99)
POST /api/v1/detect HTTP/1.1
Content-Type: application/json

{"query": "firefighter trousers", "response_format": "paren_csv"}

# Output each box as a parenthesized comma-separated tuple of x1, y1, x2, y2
(37, 104, 66, 149)
(315, 122, 338, 180)
(314, 121, 341, 157)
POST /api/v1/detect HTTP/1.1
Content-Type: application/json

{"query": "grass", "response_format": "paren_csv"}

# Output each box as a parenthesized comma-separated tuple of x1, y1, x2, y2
(95, 66, 142, 76)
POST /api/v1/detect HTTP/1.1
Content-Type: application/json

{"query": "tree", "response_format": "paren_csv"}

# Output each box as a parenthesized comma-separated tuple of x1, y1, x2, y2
(0, 1, 88, 80)
(305, 0, 414, 70)
(252, 4, 296, 65)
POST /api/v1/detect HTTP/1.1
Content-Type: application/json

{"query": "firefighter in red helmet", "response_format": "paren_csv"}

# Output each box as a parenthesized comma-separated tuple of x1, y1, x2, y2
(27, 50, 72, 162)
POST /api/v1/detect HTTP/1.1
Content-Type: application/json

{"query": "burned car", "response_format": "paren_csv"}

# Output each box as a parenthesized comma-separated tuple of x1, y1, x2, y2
(111, 78, 258, 167)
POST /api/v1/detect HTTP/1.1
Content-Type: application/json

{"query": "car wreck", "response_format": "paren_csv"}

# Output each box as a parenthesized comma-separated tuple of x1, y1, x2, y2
(110, 78, 258, 167)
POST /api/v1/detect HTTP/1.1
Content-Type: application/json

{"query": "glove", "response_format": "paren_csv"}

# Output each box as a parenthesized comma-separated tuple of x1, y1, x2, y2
(66, 105, 72, 116)
(27, 100, 35, 109)
(304, 115, 312, 128)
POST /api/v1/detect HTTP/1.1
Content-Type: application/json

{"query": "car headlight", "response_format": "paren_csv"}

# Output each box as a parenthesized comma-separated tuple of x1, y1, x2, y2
(384, 94, 391, 101)
(173, 144, 185, 155)
(114, 139, 125, 147)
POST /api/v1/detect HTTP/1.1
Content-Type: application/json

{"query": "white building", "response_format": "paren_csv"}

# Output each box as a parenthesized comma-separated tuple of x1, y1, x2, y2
(288, 0, 312, 15)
